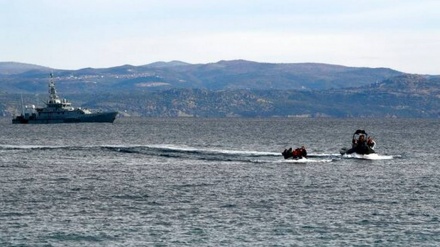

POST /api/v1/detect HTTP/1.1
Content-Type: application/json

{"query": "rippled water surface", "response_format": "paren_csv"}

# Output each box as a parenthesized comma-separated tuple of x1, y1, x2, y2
(1, 118, 439, 246)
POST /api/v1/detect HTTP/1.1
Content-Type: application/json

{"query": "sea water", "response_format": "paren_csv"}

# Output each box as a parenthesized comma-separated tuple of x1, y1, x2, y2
(1, 118, 439, 246)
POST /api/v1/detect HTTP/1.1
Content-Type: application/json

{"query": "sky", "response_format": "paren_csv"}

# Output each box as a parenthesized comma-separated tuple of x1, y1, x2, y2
(1, 0, 439, 74)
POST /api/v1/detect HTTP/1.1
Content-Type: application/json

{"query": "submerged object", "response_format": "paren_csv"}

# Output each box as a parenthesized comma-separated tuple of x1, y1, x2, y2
(12, 74, 118, 124)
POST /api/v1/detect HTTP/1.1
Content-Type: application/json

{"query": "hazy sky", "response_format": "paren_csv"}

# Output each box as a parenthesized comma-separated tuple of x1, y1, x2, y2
(1, 0, 439, 74)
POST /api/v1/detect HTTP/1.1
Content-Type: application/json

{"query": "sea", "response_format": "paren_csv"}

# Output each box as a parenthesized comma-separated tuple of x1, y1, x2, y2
(1, 117, 439, 246)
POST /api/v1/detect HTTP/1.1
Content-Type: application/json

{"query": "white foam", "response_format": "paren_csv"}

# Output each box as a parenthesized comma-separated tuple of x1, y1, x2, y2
(342, 153, 393, 160)
(0, 144, 63, 149)
(145, 144, 280, 156)
(283, 158, 333, 163)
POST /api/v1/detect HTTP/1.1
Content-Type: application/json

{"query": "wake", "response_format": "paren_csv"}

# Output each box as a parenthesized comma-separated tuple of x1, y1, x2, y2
(1, 144, 396, 163)
(341, 153, 394, 160)
(0, 144, 338, 164)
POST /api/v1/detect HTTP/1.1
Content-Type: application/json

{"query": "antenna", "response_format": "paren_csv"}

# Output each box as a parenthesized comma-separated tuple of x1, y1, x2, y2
(20, 94, 24, 116)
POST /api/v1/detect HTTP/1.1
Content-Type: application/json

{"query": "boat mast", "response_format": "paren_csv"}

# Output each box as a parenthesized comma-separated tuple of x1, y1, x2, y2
(48, 73, 59, 103)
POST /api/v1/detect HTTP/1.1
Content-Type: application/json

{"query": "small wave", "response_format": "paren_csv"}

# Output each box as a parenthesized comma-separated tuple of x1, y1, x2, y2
(52, 177, 71, 182)
(47, 232, 115, 242)
(0, 212, 36, 217)
(0, 144, 67, 150)
(0, 144, 101, 152)
(111, 194, 150, 200)
(173, 183, 215, 188)
(342, 153, 394, 160)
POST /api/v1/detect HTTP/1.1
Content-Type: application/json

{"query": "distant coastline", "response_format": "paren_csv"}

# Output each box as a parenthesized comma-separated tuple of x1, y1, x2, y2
(1, 61, 439, 118)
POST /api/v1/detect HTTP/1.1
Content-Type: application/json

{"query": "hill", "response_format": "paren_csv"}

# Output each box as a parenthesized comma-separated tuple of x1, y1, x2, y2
(0, 62, 52, 75)
(1, 61, 439, 118)
(0, 60, 403, 93)
(2, 74, 439, 118)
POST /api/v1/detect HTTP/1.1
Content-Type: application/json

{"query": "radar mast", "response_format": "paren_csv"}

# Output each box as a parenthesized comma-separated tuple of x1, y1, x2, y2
(48, 73, 59, 103)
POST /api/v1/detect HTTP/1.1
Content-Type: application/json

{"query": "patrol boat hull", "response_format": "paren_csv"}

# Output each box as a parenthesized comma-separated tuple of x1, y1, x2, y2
(12, 111, 118, 124)
(12, 73, 118, 124)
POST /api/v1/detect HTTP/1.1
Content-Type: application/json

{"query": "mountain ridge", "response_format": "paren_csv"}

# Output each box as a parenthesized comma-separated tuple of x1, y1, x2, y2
(1, 60, 439, 118)
(0, 60, 404, 93)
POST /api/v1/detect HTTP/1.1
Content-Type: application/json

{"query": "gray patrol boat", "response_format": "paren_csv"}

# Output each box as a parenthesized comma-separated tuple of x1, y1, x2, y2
(12, 74, 118, 124)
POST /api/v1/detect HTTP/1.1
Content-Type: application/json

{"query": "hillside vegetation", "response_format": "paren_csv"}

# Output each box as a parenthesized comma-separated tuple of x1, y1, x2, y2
(1, 61, 439, 118)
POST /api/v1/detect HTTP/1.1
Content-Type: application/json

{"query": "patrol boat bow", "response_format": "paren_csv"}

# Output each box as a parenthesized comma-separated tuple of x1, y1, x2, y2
(12, 74, 117, 124)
